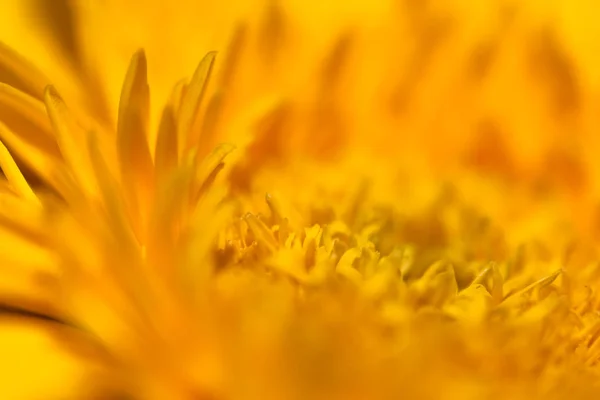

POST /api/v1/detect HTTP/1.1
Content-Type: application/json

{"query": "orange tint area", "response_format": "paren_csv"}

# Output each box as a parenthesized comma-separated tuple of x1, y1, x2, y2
(2, 0, 600, 399)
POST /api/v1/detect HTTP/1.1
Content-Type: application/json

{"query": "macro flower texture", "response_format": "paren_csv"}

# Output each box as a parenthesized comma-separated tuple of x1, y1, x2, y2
(2, 0, 600, 398)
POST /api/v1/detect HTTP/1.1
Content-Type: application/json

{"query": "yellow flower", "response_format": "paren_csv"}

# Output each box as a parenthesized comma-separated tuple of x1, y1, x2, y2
(1, 0, 600, 399)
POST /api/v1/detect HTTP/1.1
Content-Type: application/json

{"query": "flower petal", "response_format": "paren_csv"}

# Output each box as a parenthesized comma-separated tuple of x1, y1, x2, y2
(0, 42, 49, 99)
(44, 85, 99, 197)
(0, 120, 65, 195)
(117, 50, 155, 242)
(0, 139, 36, 202)
(178, 51, 217, 156)
(0, 83, 59, 155)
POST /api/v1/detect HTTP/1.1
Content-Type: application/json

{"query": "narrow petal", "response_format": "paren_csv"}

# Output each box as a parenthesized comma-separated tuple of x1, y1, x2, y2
(0, 42, 49, 99)
(244, 213, 279, 255)
(117, 50, 155, 243)
(336, 248, 363, 284)
(28, 0, 115, 128)
(0, 83, 59, 155)
(192, 143, 235, 203)
(147, 163, 194, 283)
(178, 52, 217, 156)
(265, 192, 284, 224)
(0, 139, 37, 202)
(88, 130, 138, 252)
(218, 23, 247, 89)
(170, 78, 188, 116)
(503, 269, 563, 303)
(154, 79, 187, 174)
(44, 85, 98, 197)
(33, 0, 115, 127)
(258, 0, 287, 62)
(194, 91, 224, 158)
(0, 120, 64, 194)
(154, 103, 177, 178)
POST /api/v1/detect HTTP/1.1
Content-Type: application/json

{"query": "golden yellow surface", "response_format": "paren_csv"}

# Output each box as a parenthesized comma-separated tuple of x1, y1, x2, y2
(0, 0, 599, 398)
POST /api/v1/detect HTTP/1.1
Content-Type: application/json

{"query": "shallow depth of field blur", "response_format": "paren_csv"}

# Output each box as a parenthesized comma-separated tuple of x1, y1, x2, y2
(1, 0, 600, 399)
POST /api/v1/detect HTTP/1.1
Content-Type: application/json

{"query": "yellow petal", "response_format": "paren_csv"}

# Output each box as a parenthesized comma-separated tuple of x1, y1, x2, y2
(117, 50, 155, 242)
(154, 78, 190, 175)
(336, 247, 363, 284)
(504, 269, 563, 303)
(444, 284, 492, 322)
(155, 103, 178, 179)
(147, 163, 194, 284)
(194, 91, 224, 157)
(169, 78, 188, 117)
(0, 120, 64, 194)
(193, 142, 235, 203)
(218, 23, 247, 89)
(87, 130, 138, 252)
(44, 85, 98, 197)
(245, 213, 279, 255)
(472, 262, 504, 304)
(0, 42, 49, 99)
(178, 51, 217, 156)
(0, 139, 37, 202)
(0, 83, 60, 164)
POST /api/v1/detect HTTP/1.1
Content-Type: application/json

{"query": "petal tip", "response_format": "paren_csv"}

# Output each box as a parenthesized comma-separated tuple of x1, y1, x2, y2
(43, 84, 59, 99)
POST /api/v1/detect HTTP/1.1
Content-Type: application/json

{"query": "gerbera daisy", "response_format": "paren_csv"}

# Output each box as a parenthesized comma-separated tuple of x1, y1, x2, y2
(2, 0, 600, 399)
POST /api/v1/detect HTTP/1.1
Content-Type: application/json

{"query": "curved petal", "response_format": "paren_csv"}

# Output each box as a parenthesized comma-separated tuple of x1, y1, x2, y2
(117, 50, 154, 243)
(0, 42, 50, 99)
